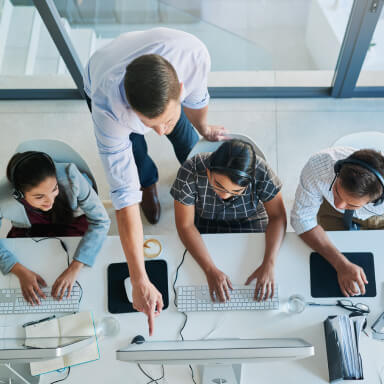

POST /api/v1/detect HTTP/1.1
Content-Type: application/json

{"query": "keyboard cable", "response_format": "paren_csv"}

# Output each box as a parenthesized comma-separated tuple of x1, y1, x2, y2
(172, 248, 197, 384)
(31, 237, 83, 307)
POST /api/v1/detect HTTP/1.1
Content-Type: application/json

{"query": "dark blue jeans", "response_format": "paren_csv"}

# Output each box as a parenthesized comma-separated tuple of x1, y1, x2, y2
(130, 107, 199, 187)
(85, 95, 198, 188)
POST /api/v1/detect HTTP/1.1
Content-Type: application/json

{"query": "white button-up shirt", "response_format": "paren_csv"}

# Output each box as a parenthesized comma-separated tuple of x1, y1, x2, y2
(83, 28, 211, 209)
(291, 146, 384, 235)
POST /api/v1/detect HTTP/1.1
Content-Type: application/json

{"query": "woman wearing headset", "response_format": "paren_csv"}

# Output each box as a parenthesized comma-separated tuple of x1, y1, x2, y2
(171, 139, 287, 303)
(0, 151, 110, 305)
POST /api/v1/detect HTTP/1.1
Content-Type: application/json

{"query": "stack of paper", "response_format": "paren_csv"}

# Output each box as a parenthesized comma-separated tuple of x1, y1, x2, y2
(324, 314, 365, 381)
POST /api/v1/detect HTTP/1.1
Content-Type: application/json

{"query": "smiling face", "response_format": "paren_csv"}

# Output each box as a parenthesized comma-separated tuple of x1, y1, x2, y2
(332, 178, 371, 210)
(23, 176, 59, 211)
(207, 169, 248, 200)
(135, 99, 182, 136)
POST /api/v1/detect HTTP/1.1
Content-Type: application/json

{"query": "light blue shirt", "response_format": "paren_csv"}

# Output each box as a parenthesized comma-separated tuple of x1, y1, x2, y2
(0, 163, 111, 274)
(83, 28, 211, 209)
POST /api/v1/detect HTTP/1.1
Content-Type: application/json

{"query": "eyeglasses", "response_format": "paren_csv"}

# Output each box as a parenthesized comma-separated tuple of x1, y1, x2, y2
(210, 176, 249, 197)
(308, 299, 370, 314)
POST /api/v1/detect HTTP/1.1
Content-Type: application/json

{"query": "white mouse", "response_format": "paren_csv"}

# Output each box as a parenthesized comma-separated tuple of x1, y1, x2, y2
(124, 277, 133, 303)
(352, 282, 362, 296)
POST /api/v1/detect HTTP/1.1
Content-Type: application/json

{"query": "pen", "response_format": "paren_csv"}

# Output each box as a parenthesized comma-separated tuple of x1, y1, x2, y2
(22, 315, 56, 328)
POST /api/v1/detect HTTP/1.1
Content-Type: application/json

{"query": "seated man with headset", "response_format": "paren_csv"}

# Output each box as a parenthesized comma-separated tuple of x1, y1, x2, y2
(291, 147, 384, 297)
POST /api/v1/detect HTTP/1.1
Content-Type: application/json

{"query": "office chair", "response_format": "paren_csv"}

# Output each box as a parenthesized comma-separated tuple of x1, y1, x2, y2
(16, 139, 98, 193)
(333, 131, 384, 153)
(187, 133, 266, 160)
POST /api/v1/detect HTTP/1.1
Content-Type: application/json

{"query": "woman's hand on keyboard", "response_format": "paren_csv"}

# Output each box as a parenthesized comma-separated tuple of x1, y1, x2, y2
(206, 267, 233, 302)
(52, 260, 83, 300)
(11, 263, 47, 305)
(245, 263, 275, 302)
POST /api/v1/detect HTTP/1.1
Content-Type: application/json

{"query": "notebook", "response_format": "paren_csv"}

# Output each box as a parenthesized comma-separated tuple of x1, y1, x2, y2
(25, 312, 99, 376)
(310, 252, 376, 298)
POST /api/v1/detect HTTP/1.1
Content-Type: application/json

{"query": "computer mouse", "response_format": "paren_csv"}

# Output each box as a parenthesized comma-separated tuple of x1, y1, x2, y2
(352, 282, 362, 296)
(124, 277, 133, 302)
(131, 335, 145, 344)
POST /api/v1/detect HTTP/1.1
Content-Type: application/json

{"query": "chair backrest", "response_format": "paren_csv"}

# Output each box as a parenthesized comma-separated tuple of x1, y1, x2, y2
(333, 132, 384, 153)
(187, 133, 266, 161)
(15, 139, 98, 192)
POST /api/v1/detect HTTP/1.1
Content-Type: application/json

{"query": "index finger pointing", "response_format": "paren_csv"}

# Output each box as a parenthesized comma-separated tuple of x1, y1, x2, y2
(147, 305, 156, 336)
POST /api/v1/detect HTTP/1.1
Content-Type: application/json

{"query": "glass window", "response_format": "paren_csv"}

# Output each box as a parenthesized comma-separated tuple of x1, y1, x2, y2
(0, 0, 75, 90)
(55, 0, 353, 87)
(356, 5, 384, 87)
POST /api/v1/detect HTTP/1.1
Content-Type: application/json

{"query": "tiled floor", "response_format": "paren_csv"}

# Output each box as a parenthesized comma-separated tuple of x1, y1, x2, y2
(1, 97, 384, 238)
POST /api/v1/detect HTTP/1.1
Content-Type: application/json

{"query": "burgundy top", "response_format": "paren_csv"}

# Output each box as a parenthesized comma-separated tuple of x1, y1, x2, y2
(7, 199, 88, 238)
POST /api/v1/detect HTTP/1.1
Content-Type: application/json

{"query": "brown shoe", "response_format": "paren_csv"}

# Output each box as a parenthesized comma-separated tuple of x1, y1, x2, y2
(141, 184, 161, 224)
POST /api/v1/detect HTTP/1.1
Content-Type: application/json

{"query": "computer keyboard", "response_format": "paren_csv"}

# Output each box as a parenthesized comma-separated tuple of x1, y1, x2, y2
(177, 285, 279, 312)
(0, 285, 81, 314)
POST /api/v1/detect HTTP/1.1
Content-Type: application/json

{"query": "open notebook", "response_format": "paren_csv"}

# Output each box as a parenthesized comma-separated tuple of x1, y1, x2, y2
(25, 312, 99, 376)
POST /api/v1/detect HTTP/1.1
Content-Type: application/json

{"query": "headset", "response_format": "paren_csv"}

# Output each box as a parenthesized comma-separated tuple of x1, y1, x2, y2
(9, 151, 55, 200)
(331, 156, 384, 206)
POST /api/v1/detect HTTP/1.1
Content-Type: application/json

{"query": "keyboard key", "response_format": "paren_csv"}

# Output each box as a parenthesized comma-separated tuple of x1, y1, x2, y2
(0, 286, 81, 314)
(177, 285, 279, 312)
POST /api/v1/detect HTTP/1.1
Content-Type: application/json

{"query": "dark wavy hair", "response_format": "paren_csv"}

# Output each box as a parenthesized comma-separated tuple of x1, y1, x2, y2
(209, 139, 256, 187)
(6, 151, 74, 224)
(339, 149, 384, 201)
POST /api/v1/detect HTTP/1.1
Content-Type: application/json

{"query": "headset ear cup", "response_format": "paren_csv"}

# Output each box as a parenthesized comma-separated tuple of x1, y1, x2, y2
(12, 190, 24, 200)
(334, 159, 343, 175)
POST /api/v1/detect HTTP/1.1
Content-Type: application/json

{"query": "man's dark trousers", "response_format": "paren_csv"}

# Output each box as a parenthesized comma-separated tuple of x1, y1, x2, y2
(85, 95, 199, 187)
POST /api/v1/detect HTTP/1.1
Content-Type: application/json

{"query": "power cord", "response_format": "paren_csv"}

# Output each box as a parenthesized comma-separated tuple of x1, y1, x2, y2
(134, 249, 191, 384)
(31, 237, 83, 306)
(137, 363, 165, 384)
(173, 249, 197, 384)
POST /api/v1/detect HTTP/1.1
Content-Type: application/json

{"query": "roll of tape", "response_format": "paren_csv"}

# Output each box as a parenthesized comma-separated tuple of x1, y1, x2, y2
(143, 238, 162, 259)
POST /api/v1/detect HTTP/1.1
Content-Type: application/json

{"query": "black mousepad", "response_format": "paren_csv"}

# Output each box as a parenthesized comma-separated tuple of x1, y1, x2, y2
(310, 252, 376, 298)
(107, 260, 169, 314)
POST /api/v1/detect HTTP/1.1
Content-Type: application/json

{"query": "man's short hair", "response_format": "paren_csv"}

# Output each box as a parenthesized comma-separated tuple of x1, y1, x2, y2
(124, 54, 180, 118)
(339, 149, 384, 201)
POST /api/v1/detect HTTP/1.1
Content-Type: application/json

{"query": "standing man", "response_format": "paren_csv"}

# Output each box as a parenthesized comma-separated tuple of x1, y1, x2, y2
(83, 28, 227, 335)
(291, 146, 384, 297)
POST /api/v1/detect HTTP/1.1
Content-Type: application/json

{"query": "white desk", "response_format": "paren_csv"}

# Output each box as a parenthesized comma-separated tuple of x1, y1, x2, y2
(1, 232, 384, 384)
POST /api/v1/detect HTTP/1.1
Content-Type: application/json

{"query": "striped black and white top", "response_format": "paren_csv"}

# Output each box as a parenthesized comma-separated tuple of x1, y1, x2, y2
(170, 153, 282, 234)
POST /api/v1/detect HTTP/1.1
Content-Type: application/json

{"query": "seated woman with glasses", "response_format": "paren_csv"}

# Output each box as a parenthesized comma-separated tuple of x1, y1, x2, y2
(171, 139, 287, 302)
(0, 151, 110, 305)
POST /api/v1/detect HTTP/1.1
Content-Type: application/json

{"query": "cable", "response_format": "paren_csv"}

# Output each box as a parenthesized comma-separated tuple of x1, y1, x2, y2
(30, 237, 83, 308)
(137, 363, 165, 384)
(173, 249, 197, 384)
(49, 367, 71, 384)
(172, 249, 188, 309)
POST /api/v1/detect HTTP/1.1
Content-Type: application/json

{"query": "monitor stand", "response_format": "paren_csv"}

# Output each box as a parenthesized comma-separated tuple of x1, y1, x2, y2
(0, 363, 40, 384)
(201, 364, 242, 384)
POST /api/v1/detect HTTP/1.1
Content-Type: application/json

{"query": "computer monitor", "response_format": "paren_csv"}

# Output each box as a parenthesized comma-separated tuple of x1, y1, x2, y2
(116, 337, 315, 384)
(0, 336, 95, 384)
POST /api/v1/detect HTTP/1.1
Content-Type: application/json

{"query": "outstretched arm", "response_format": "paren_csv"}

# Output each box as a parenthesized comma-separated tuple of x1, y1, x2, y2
(116, 204, 163, 335)
(245, 193, 287, 300)
(174, 201, 232, 302)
